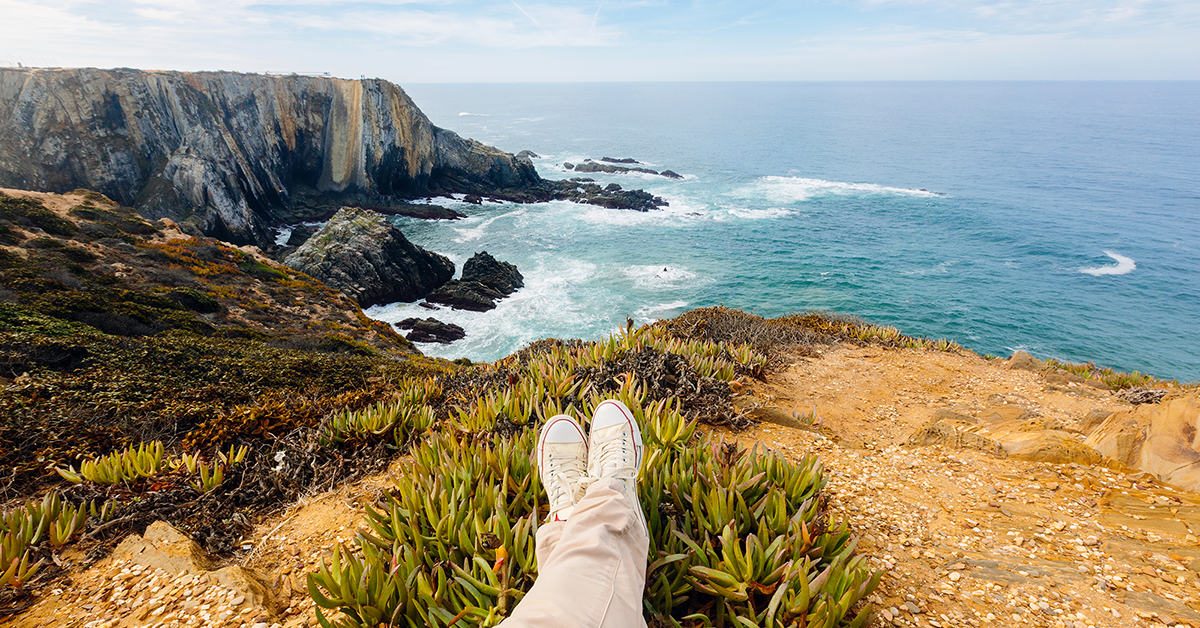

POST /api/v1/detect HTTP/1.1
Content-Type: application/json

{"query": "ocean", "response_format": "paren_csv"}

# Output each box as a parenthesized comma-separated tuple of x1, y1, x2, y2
(356, 82, 1200, 382)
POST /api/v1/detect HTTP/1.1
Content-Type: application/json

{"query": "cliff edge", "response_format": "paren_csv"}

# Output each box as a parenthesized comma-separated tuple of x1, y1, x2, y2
(0, 68, 538, 245)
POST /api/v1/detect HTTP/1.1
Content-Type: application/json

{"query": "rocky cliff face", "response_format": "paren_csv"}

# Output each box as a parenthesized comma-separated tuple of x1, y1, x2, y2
(0, 68, 538, 245)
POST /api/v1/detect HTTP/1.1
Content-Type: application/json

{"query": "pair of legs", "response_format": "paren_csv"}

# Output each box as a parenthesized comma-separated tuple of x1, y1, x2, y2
(497, 400, 650, 628)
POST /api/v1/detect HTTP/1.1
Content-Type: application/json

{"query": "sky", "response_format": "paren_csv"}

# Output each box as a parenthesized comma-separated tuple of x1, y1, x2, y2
(1, 0, 1198, 82)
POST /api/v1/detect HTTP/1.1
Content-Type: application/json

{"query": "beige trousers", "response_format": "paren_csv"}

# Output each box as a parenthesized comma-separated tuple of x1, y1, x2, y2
(498, 478, 649, 628)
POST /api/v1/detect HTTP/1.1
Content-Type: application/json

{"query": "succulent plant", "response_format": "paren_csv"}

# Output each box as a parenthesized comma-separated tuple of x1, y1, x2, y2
(307, 323, 881, 627)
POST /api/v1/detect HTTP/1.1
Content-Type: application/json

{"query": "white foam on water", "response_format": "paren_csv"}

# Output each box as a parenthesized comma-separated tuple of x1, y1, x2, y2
(726, 207, 797, 220)
(735, 176, 942, 204)
(273, 227, 292, 246)
(458, 112, 490, 117)
(622, 265, 698, 290)
(452, 209, 525, 243)
(1080, 251, 1136, 276)
(417, 194, 469, 208)
(365, 256, 605, 360)
(633, 300, 690, 320)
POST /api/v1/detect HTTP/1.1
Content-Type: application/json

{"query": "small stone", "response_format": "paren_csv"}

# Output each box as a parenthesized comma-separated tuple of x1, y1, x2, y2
(950, 572, 962, 581)
(906, 601, 921, 614)
(251, 623, 269, 628)
(1046, 481, 1059, 490)
(232, 595, 246, 606)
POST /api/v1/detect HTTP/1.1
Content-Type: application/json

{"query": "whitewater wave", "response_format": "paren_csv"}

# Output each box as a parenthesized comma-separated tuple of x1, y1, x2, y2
(365, 256, 602, 360)
(735, 176, 942, 204)
(726, 207, 797, 220)
(1080, 251, 1136, 276)
(458, 112, 490, 117)
(453, 209, 525, 243)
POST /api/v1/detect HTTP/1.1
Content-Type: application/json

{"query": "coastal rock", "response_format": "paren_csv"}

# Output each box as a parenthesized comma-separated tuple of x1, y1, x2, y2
(515, 150, 540, 164)
(0, 68, 537, 245)
(660, 169, 683, 179)
(396, 317, 466, 344)
(1085, 389, 1200, 491)
(571, 161, 661, 176)
(600, 157, 639, 164)
(285, 224, 318, 248)
(284, 207, 453, 307)
(425, 251, 523, 312)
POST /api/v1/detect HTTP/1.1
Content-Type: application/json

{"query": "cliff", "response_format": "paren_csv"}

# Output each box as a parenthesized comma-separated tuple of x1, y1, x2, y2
(0, 68, 539, 245)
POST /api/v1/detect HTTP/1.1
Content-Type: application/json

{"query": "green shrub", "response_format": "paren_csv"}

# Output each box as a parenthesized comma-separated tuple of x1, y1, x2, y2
(0, 192, 75, 236)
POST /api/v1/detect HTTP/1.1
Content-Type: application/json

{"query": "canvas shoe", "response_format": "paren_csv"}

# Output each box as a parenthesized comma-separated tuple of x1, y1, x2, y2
(537, 414, 588, 522)
(585, 399, 647, 533)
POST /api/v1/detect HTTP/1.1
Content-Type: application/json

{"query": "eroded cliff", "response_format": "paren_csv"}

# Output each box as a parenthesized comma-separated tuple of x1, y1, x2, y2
(0, 68, 538, 244)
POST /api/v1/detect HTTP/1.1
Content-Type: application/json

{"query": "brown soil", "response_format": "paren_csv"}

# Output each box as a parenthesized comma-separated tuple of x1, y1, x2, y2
(6, 344, 1197, 628)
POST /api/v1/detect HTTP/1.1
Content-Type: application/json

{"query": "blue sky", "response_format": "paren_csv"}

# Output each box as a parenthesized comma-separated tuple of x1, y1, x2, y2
(1, 1, 1197, 81)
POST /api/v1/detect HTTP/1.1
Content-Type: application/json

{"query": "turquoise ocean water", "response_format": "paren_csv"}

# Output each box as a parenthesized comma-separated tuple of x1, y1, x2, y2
(358, 83, 1200, 381)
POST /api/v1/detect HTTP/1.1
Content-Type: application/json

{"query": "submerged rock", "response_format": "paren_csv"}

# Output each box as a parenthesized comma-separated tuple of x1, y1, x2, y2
(425, 252, 523, 312)
(284, 207, 453, 307)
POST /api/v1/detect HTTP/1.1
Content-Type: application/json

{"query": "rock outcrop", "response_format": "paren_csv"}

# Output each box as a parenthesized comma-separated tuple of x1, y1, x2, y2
(395, 317, 466, 344)
(0, 68, 539, 245)
(1086, 389, 1200, 491)
(564, 159, 683, 180)
(285, 207, 453, 307)
(425, 251, 522, 311)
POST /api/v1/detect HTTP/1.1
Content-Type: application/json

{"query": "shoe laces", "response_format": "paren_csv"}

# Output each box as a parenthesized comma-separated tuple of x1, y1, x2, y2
(545, 451, 586, 508)
(591, 432, 637, 482)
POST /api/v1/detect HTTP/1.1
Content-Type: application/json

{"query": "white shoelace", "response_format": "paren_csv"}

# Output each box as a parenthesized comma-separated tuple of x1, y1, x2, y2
(591, 434, 637, 482)
(545, 451, 586, 510)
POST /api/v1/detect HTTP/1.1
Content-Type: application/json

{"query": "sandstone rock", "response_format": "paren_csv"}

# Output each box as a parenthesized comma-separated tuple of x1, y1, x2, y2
(0, 68, 539, 245)
(1079, 409, 1114, 434)
(284, 207, 453, 307)
(111, 521, 278, 612)
(425, 252, 522, 312)
(1086, 389, 1200, 491)
(1005, 351, 1045, 372)
(907, 418, 1005, 455)
(1001, 431, 1102, 465)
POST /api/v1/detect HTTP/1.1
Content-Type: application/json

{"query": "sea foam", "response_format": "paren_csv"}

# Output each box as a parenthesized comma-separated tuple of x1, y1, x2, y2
(1080, 251, 1136, 276)
(738, 176, 942, 204)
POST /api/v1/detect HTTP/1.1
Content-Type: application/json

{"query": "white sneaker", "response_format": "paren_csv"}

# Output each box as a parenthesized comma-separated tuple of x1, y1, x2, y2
(585, 399, 647, 533)
(537, 414, 588, 522)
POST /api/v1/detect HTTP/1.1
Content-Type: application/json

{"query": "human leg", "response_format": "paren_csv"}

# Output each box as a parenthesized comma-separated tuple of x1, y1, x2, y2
(499, 401, 650, 628)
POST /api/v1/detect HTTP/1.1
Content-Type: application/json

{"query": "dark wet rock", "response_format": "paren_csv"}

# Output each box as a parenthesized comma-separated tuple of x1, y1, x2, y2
(462, 251, 523, 294)
(604, 183, 622, 192)
(546, 180, 664, 212)
(396, 317, 465, 344)
(418, 301, 440, 310)
(425, 252, 523, 312)
(285, 224, 318, 248)
(572, 161, 660, 176)
(660, 169, 683, 179)
(463, 194, 483, 205)
(600, 157, 640, 164)
(284, 206, 454, 308)
(515, 150, 540, 164)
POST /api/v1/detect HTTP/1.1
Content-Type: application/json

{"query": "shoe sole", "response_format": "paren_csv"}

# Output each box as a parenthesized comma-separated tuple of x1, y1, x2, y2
(592, 399, 644, 470)
(537, 415, 587, 473)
